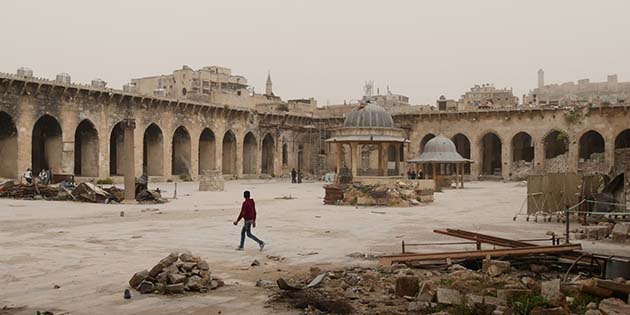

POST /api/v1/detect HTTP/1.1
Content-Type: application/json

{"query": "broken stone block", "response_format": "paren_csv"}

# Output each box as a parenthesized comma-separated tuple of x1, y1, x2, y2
(129, 270, 149, 289)
(395, 275, 419, 297)
(179, 250, 193, 262)
(584, 226, 610, 240)
(497, 289, 532, 305)
(197, 260, 209, 270)
(182, 262, 196, 271)
(529, 306, 569, 315)
(163, 263, 179, 275)
(138, 280, 155, 294)
(408, 301, 431, 312)
(251, 259, 260, 267)
(599, 298, 630, 315)
(186, 275, 203, 291)
(483, 259, 511, 277)
(465, 294, 505, 307)
(209, 279, 222, 290)
(168, 273, 187, 284)
(167, 283, 185, 294)
(541, 279, 561, 301)
(612, 223, 630, 241)
(585, 310, 602, 315)
(436, 288, 463, 305)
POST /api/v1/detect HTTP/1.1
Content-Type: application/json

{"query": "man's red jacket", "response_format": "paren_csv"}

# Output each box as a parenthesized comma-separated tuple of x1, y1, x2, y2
(237, 198, 257, 222)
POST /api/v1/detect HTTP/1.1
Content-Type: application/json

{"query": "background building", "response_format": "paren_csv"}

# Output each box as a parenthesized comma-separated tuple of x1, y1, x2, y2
(459, 84, 519, 108)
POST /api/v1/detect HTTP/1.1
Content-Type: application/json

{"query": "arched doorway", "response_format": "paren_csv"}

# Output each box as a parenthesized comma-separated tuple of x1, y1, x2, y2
(282, 143, 288, 167)
(480, 133, 502, 176)
(222, 130, 237, 175)
(512, 132, 534, 162)
(615, 129, 630, 149)
(243, 132, 257, 174)
(109, 122, 125, 176)
(615, 129, 630, 171)
(544, 130, 568, 159)
(261, 134, 275, 174)
(143, 123, 164, 176)
(0, 111, 18, 178)
(172, 126, 191, 176)
(198, 128, 216, 174)
(74, 119, 99, 177)
(452, 133, 471, 174)
(579, 130, 605, 160)
(32, 115, 63, 175)
(419, 133, 436, 154)
(387, 144, 398, 175)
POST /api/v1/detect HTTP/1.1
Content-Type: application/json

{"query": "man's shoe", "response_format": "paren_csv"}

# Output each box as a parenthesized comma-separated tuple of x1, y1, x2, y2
(235, 247, 244, 251)
(259, 242, 265, 251)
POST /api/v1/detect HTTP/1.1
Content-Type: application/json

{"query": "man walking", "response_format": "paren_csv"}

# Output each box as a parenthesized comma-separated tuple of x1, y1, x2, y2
(291, 168, 297, 183)
(233, 190, 265, 251)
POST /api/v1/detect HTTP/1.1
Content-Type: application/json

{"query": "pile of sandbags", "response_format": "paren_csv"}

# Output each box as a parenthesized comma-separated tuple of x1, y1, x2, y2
(129, 251, 224, 295)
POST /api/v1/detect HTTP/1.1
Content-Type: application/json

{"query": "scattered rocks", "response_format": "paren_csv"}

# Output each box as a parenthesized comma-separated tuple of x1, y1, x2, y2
(123, 289, 131, 299)
(436, 288, 463, 305)
(598, 298, 630, 315)
(251, 259, 261, 267)
(128, 251, 223, 295)
(483, 259, 511, 277)
(612, 222, 630, 241)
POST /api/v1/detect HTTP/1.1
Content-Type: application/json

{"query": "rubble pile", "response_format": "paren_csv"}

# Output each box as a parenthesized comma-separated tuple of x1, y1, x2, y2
(511, 160, 533, 181)
(0, 182, 59, 199)
(129, 251, 224, 295)
(578, 152, 608, 175)
(341, 181, 434, 207)
(269, 259, 630, 315)
(0, 180, 166, 204)
(544, 153, 570, 173)
(573, 222, 630, 243)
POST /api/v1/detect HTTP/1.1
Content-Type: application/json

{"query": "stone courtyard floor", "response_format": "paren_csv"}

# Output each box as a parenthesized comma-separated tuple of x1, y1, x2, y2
(1, 180, 629, 315)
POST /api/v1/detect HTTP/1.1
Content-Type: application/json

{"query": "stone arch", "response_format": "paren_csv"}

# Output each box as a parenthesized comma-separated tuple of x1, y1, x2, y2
(261, 133, 275, 174)
(222, 130, 237, 175)
(109, 121, 125, 176)
(32, 114, 63, 175)
(172, 126, 191, 176)
(0, 111, 18, 178)
(243, 132, 258, 174)
(143, 123, 164, 176)
(198, 128, 216, 174)
(578, 130, 605, 160)
(479, 132, 502, 176)
(74, 119, 99, 177)
(544, 129, 569, 159)
(615, 129, 630, 149)
(511, 132, 534, 162)
(452, 133, 471, 174)
(419, 133, 436, 154)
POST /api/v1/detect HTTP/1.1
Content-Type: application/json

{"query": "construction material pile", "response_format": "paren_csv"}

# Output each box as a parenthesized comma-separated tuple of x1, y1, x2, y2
(340, 181, 434, 207)
(0, 182, 59, 199)
(269, 260, 630, 315)
(129, 251, 224, 295)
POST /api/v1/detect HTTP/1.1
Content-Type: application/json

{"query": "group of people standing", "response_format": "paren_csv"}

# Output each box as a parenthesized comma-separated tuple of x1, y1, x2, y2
(23, 168, 53, 185)
(406, 169, 423, 180)
(290, 168, 302, 184)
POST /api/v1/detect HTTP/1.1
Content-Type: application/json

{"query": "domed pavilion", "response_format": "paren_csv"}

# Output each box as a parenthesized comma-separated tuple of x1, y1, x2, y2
(326, 103, 409, 180)
(408, 135, 472, 188)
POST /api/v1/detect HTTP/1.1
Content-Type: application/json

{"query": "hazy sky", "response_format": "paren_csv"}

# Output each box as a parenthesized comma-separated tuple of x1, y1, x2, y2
(2, 0, 629, 105)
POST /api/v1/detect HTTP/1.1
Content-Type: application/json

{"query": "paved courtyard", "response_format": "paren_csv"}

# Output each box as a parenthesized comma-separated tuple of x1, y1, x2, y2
(1, 180, 628, 314)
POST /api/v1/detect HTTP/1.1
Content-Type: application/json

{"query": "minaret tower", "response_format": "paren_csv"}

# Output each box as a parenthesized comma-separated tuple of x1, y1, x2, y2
(537, 69, 545, 89)
(265, 71, 273, 95)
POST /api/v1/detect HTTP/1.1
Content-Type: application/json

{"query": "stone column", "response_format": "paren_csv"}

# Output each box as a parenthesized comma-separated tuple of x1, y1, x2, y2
(350, 142, 357, 178)
(503, 139, 511, 180)
(123, 119, 136, 203)
(394, 143, 401, 176)
(455, 163, 460, 189)
(534, 141, 545, 174)
(568, 139, 579, 173)
(470, 142, 480, 180)
(377, 143, 383, 176)
(336, 142, 342, 173)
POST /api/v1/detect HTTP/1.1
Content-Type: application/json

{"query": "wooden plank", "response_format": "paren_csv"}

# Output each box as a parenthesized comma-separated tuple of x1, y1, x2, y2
(595, 279, 630, 294)
(379, 244, 582, 265)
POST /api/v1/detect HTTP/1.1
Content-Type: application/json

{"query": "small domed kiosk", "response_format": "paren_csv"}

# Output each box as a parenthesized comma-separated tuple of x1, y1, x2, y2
(408, 135, 472, 188)
(326, 103, 409, 181)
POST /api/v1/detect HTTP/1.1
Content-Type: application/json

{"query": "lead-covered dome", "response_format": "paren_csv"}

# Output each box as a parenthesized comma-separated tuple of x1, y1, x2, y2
(408, 135, 471, 163)
(343, 103, 395, 128)
(424, 136, 458, 153)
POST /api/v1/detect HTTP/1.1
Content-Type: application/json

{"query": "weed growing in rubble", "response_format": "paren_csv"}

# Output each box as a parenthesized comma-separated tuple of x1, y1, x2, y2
(511, 294, 549, 315)
(569, 293, 600, 315)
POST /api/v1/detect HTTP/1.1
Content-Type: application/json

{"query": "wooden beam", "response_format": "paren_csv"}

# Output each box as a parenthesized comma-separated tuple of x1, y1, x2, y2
(378, 244, 582, 265)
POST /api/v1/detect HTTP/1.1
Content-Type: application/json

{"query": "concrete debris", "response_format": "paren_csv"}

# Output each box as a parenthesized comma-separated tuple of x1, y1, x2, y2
(325, 181, 434, 207)
(270, 262, 630, 315)
(129, 251, 222, 295)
